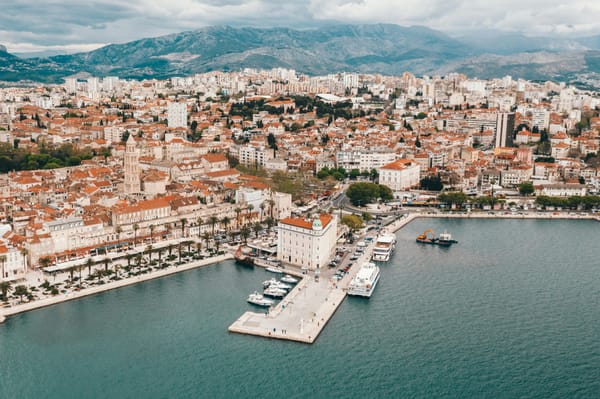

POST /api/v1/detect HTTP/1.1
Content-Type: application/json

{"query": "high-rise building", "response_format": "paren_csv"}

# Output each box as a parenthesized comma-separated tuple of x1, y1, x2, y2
(495, 112, 515, 148)
(167, 102, 187, 128)
(123, 134, 140, 195)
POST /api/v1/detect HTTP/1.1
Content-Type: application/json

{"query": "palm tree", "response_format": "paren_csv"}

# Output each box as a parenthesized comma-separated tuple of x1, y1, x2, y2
(133, 223, 139, 247)
(0, 255, 6, 280)
(126, 253, 133, 269)
(103, 257, 110, 272)
(136, 254, 143, 271)
(14, 285, 28, 301)
(195, 242, 202, 254)
(259, 201, 266, 221)
(168, 244, 175, 257)
(146, 245, 153, 263)
(240, 226, 251, 245)
(179, 218, 187, 238)
(149, 224, 155, 244)
(158, 247, 164, 263)
(178, 242, 182, 264)
(246, 204, 254, 223)
(68, 265, 76, 283)
(86, 258, 94, 277)
(208, 216, 219, 235)
(264, 217, 275, 233)
(234, 207, 242, 229)
(77, 264, 83, 288)
(115, 226, 122, 250)
(267, 198, 275, 220)
(202, 232, 211, 251)
(220, 216, 231, 237)
(253, 221, 262, 238)
(0, 281, 12, 302)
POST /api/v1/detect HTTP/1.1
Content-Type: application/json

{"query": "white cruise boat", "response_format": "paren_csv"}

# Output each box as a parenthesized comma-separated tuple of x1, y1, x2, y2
(247, 291, 274, 307)
(371, 232, 396, 262)
(263, 287, 286, 298)
(348, 262, 380, 298)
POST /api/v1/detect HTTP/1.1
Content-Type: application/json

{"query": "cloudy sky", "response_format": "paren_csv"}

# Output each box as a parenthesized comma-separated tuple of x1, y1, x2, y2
(2, 0, 600, 53)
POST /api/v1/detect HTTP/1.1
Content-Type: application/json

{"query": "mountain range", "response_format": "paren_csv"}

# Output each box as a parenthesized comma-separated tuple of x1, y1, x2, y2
(2, 24, 600, 84)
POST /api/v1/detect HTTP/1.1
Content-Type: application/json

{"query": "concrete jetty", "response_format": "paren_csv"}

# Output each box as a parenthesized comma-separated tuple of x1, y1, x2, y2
(229, 244, 374, 344)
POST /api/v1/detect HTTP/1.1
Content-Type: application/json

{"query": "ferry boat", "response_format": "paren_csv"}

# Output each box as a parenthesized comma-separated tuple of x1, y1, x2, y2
(247, 291, 274, 307)
(371, 232, 396, 262)
(348, 262, 381, 298)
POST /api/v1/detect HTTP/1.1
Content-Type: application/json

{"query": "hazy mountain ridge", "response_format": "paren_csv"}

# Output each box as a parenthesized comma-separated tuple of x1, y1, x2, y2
(2, 24, 600, 84)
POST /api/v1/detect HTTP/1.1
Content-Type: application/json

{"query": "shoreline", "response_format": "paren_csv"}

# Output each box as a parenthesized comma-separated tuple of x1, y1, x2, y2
(0, 253, 233, 324)
(383, 211, 599, 234)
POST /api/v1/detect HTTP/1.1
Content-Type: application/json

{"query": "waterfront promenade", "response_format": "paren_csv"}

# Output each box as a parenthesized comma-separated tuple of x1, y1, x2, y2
(0, 253, 232, 324)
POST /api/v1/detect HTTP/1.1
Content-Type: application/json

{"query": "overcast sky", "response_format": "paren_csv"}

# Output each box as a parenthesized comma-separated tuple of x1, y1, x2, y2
(2, 0, 600, 53)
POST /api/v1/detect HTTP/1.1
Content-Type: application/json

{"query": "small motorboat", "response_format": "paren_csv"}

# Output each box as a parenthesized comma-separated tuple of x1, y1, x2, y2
(280, 274, 299, 284)
(262, 279, 292, 290)
(263, 287, 286, 298)
(247, 291, 274, 307)
(265, 267, 283, 274)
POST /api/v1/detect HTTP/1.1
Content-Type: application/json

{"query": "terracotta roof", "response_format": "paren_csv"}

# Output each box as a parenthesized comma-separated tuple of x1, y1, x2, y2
(280, 214, 333, 230)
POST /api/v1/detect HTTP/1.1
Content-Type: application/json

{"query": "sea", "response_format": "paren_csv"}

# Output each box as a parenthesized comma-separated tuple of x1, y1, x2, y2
(1, 218, 599, 399)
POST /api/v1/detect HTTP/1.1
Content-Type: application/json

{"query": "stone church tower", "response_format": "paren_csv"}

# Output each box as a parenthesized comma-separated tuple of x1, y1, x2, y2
(123, 134, 140, 195)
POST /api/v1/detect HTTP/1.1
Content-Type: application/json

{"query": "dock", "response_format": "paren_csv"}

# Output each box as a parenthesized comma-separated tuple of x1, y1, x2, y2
(228, 245, 374, 344)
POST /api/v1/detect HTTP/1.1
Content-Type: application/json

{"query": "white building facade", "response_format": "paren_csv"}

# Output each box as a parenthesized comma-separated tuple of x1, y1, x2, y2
(277, 214, 337, 270)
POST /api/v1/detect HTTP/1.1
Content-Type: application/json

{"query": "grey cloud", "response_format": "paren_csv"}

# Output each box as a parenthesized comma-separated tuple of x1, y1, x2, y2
(3, 0, 600, 53)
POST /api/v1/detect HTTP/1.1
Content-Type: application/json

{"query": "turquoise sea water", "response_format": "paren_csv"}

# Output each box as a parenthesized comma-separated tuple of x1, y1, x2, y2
(1, 219, 599, 399)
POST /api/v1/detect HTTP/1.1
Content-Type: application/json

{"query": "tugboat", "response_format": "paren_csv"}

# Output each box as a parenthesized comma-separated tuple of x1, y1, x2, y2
(416, 229, 457, 247)
(234, 245, 255, 267)
(437, 231, 458, 245)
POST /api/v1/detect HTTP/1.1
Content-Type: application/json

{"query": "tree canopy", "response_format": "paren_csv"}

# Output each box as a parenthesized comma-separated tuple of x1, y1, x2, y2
(346, 182, 393, 206)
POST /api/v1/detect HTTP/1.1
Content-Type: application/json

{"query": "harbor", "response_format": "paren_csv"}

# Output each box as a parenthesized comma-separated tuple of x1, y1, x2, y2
(228, 242, 375, 343)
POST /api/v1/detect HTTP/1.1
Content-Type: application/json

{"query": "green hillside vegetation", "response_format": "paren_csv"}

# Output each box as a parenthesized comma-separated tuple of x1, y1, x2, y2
(0, 143, 106, 173)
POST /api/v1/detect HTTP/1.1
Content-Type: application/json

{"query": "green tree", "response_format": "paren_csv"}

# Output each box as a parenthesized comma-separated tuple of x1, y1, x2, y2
(0, 281, 11, 302)
(346, 182, 392, 206)
(518, 181, 535, 196)
(420, 176, 443, 191)
(13, 285, 29, 301)
(341, 215, 363, 231)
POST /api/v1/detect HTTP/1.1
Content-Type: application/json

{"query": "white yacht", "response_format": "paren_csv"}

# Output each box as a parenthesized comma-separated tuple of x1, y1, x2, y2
(348, 262, 381, 298)
(262, 278, 292, 290)
(371, 232, 396, 262)
(263, 287, 286, 298)
(247, 291, 275, 307)
(280, 274, 299, 284)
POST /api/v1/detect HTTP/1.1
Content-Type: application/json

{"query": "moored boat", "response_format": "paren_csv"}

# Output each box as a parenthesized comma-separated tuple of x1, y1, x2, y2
(265, 266, 283, 274)
(262, 278, 292, 290)
(263, 287, 286, 298)
(371, 231, 396, 262)
(348, 262, 380, 298)
(247, 291, 274, 307)
(280, 274, 299, 284)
